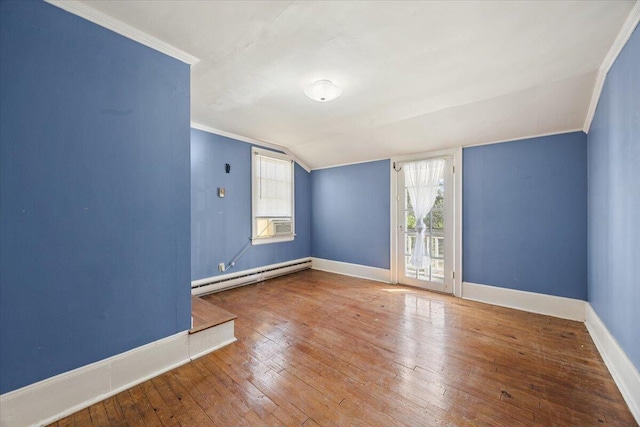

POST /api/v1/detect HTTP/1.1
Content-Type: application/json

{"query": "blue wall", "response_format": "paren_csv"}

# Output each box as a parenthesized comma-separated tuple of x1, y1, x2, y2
(191, 129, 311, 280)
(311, 160, 390, 269)
(0, 1, 191, 393)
(588, 26, 640, 370)
(463, 132, 588, 299)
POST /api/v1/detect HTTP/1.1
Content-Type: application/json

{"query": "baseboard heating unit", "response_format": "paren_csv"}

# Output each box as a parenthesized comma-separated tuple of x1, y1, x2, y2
(191, 257, 312, 296)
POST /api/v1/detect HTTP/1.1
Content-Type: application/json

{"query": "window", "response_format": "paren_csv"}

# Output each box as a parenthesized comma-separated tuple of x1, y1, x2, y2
(251, 147, 295, 244)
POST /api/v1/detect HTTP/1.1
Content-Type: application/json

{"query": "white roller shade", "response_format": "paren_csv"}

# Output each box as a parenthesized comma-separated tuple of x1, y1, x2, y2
(254, 151, 293, 219)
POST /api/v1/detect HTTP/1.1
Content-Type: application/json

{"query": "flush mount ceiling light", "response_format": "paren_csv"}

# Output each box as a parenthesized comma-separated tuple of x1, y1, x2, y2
(304, 79, 342, 102)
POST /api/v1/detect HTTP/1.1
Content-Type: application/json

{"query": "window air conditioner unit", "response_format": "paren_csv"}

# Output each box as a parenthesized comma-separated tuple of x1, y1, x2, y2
(272, 220, 292, 236)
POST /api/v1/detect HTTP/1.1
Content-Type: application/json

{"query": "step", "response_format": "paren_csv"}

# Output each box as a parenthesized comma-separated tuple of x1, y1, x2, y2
(189, 296, 237, 359)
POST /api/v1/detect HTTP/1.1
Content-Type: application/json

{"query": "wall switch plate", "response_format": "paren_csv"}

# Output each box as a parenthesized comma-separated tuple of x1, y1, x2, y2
(218, 263, 225, 272)
(218, 187, 225, 198)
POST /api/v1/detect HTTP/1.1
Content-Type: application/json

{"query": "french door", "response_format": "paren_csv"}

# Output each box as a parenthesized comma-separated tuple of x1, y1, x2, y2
(396, 156, 453, 293)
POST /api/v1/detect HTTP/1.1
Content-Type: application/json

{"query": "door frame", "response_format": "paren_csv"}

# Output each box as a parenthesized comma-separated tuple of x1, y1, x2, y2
(390, 147, 463, 297)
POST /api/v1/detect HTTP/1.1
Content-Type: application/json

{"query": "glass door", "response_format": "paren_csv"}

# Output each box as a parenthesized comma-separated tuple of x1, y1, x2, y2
(397, 157, 453, 293)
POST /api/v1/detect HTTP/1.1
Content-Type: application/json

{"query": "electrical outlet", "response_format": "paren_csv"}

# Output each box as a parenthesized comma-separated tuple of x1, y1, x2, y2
(218, 263, 225, 272)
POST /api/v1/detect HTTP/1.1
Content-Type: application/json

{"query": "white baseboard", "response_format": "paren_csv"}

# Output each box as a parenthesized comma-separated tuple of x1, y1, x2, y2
(1, 322, 236, 427)
(189, 321, 236, 360)
(585, 304, 640, 424)
(311, 257, 391, 283)
(462, 281, 586, 321)
(461, 282, 638, 422)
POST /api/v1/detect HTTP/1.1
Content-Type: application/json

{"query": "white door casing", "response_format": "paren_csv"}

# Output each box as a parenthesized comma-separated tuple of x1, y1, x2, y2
(390, 148, 462, 296)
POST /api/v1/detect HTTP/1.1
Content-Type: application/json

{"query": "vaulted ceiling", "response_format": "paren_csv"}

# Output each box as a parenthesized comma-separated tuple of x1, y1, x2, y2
(59, 1, 636, 169)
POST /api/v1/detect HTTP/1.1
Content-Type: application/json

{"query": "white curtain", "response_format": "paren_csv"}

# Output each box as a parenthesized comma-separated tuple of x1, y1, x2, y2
(404, 159, 445, 269)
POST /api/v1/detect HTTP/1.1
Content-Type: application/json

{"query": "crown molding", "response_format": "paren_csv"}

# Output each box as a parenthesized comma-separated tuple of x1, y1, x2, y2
(309, 156, 392, 171)
(462, 128, 584, 149)
(45, 0, 199, 65)
(303, 128, 586, 171)
(191, 122, 311, 172)
(583, 1, 640, 133)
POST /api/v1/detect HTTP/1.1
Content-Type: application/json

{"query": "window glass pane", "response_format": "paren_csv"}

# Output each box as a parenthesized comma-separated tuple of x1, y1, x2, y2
(405, 188, 413, 210)
(430, 236, 444, 258)
(431, 210, 443, 231)
(405, 234, 415, 254)
(255, 154, 292, 218)
(405, 256, 417, 278)
(406, 211, 416, 231)
(433, 180, 444, 209)
(401, 161, 447, 286)
(431, 258, 444, 283)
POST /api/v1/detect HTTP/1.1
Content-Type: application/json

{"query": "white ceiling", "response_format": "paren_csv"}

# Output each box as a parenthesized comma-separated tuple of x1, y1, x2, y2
(72, 0, 635, 169)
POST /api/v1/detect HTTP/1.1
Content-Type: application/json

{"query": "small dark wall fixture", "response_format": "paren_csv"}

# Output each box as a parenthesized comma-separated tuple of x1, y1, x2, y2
(190, 129, 311, 282)
(225, 163, 230, 173)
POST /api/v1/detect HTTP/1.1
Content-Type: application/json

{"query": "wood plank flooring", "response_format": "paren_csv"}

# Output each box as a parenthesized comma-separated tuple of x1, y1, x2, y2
(51, 270, 637, 426)
(190, 296, 237, 334)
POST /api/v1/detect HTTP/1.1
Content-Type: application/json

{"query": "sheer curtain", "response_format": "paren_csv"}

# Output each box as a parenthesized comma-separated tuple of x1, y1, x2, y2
(404, 158, 445, 269)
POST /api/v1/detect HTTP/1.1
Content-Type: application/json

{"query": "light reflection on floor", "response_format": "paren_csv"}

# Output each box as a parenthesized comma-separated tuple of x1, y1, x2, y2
(403, 293, 446, 327)
(386, 289, 448, 406)
(243, 282, 453, 414)
(381, 288, 414, 293)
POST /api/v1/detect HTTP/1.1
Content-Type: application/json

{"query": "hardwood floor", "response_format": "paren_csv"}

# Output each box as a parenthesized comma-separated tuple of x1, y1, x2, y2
(51, 270, 637, 426)
(190, 295, 236, 334)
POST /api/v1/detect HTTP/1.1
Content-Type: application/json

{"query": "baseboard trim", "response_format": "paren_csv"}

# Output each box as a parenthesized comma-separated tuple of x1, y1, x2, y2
(585, 304, 640, 424)
(311, 257, 391, 283)
(461, 281, 586, 321)
(1, 322, 235, 427)
(188, 321, 236, 360)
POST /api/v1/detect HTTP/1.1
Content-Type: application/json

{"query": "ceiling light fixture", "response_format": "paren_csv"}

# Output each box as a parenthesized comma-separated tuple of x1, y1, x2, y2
(304, 79, 342, 102)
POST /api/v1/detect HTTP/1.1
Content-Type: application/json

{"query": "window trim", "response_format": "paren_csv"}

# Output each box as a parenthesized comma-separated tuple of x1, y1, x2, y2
(251, 147, 295, 245)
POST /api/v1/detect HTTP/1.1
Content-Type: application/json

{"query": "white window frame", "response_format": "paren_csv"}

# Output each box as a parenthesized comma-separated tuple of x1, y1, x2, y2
(251, 147, 295, 245)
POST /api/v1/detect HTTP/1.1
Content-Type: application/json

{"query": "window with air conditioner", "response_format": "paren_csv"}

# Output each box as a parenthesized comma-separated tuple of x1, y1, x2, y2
(251, 147, 295, 245)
